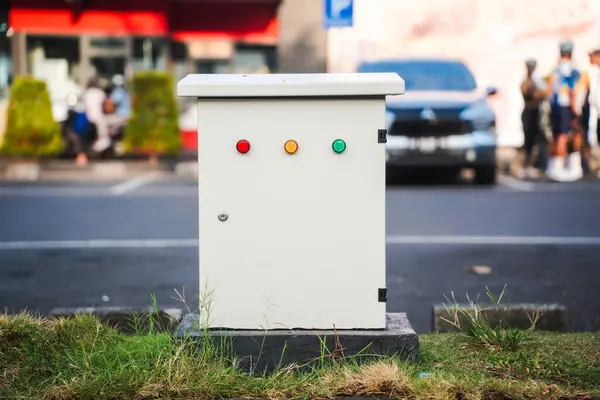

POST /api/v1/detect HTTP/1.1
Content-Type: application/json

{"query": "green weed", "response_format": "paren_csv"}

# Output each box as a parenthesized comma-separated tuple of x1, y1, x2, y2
(441, 284, 540, 351)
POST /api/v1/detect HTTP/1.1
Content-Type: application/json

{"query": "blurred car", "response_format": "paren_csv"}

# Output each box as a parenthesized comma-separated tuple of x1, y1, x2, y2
(358, 58, 498, 185)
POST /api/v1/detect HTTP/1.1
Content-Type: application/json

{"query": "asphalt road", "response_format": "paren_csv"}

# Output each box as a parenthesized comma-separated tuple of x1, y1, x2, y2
(1, 173, 600, 333)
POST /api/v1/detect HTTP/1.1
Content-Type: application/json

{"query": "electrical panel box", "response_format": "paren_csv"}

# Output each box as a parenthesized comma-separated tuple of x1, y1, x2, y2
(177, 73, 404, 330)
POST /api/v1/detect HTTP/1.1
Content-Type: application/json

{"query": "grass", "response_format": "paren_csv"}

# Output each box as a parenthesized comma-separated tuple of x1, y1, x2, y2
(1, 312, 599, 399)
(441, 285, 541, 352)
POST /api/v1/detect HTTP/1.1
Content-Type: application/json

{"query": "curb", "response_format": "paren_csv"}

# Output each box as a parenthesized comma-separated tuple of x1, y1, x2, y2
(0, 160, 199, 181)
(49, 306, 184, 334)
(431, 303, 568, 333)
(3, 162, 41, 181)
(174, 161, 198, 178)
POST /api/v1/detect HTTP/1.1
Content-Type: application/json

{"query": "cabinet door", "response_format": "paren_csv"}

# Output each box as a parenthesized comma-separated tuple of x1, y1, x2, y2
(198, 98, 386, 329)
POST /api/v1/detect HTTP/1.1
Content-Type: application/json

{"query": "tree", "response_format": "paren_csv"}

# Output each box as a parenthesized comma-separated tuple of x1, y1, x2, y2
(1, 76, 63, 158)
(123, 71, 181, 160)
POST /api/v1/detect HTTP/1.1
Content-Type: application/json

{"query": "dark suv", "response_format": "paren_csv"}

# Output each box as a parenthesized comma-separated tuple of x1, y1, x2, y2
(358, 58, 498, 185)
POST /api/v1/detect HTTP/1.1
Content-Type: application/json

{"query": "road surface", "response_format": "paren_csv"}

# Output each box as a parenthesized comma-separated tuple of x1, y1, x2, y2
(1, 173, 599, 333)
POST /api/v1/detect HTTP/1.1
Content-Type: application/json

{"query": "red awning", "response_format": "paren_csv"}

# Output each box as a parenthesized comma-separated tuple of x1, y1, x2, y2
(11, 0, 169, 35)
(10, 0, 281, 42)
(170, 1, 279, 44)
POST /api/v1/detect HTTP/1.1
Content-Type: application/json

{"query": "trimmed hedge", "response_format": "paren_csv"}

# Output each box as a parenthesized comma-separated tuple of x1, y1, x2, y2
(124, 71, 181, 155)
(1, 76, 63, 158)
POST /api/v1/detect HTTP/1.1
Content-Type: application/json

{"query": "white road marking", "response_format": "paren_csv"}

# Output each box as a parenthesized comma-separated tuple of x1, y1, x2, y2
(120, 188, 198, 196)
(0, 239, 199, 250)
(0, 187, 198, 197)
(497, 174, 536, 191)
(0, 188, 108, 196)
(109, 173, 160, 195)
(386, 235, 600, 245)
(1, 235, 600, 250)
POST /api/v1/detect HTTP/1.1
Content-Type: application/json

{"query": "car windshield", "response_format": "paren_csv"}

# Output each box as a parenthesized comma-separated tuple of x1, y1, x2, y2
(358, 60, 477, 91)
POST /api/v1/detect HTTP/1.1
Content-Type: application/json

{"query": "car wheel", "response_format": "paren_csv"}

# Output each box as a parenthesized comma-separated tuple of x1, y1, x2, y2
(474, 166, 497, 185)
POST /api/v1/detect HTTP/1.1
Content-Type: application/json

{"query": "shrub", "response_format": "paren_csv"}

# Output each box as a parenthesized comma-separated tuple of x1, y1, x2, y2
(124, 71, 181, 156)
(1, 76, 63, 158)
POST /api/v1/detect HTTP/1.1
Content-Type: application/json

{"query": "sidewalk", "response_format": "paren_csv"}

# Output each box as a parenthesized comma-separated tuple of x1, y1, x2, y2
(0, 158, 199, 181)
(5, 147, 597, 183)
(503, 147, 600, 180)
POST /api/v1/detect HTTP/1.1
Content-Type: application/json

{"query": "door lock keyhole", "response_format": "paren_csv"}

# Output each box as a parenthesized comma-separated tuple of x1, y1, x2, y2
(217, 211, 228, 222)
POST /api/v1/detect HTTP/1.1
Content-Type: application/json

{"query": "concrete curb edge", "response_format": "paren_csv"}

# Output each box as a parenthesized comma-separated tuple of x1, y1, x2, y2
(431, 303, 569, 333)
(49, 306, 184, 333)
(0, 160, 199, 180)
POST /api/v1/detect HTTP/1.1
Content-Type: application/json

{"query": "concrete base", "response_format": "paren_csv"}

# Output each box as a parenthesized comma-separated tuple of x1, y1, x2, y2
(175, 313, 419, 373)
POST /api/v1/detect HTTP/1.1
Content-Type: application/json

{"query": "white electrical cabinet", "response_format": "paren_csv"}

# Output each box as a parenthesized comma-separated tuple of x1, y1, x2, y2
(177, 73, 404, 330)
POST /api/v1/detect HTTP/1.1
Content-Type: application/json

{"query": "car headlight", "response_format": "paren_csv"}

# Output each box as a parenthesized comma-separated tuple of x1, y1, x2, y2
(471, 118, 495, 132)
(460, 101, 495, 132)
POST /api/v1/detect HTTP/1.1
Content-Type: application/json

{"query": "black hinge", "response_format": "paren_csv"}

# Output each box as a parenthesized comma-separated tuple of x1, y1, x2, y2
(378, 288, 387, 302)
(378, 129, 387, 143)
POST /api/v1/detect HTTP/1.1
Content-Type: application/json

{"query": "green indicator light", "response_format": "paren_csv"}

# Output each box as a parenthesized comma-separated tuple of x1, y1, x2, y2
(332, 139, 346, 154)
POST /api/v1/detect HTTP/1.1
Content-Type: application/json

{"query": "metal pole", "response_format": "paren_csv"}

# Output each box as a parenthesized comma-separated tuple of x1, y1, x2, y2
(10, 31, 26, 76)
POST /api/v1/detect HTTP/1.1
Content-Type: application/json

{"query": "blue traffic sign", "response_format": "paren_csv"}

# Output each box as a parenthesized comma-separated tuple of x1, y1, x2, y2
(324, 0, 354, 28)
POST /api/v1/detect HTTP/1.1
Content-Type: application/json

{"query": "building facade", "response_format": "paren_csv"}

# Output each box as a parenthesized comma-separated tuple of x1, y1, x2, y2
(5, 0, 327, 148)
(10, 0, 283, 86)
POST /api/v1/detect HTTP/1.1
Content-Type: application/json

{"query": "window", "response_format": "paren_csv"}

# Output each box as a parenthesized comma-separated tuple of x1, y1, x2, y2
(133, 37, 167, 71)
(233, 44, 276, 73)
(25, 35, 80, 85)
(25, 36, 82, 121)
(195, 60, 230, 74)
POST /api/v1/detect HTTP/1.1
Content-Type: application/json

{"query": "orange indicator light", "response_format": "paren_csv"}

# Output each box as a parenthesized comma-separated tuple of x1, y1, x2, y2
(284, 140, 298, 155)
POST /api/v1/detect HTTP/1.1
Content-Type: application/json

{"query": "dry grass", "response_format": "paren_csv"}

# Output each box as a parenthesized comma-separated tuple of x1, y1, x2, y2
(0, 312, 599, 400)
(325, 361, 411, 398)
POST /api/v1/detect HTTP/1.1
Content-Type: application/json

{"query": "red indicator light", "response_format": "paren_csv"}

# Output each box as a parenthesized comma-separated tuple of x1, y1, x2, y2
(236, 139, 250, 154)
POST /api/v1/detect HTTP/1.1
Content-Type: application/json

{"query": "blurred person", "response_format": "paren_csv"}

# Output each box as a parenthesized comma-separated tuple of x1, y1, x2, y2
(544, 39, 583, 181)
(106, 74, 130, 135)
(590, 49, 600, 147)
(572, 49, 600, 174)
(519, 59, 547, 178)
(577, 49, 600, 149)
(82, 77, 111, 153)
(63, 93, 96, 166)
